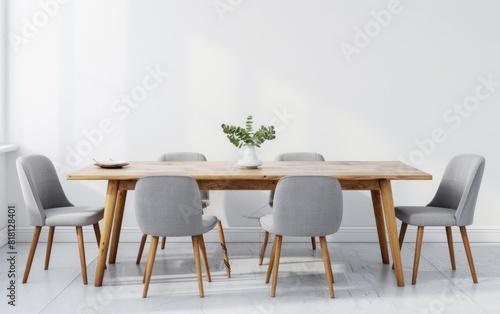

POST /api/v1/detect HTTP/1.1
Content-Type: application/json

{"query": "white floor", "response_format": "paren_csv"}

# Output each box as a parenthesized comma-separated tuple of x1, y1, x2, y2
(1, 240, 499, 314)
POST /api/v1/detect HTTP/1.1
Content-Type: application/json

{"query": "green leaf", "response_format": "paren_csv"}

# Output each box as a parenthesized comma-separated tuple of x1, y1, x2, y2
(221, 115, 276, 148)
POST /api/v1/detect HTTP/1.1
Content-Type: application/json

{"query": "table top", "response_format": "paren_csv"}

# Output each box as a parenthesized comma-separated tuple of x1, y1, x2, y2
(67, 161, 432, 181)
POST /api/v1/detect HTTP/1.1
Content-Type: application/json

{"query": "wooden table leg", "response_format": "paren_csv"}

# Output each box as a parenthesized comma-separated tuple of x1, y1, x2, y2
(379, 179, 405, 287)
(370, 190, 390, 264)
(94, 180, 119, 287)
(108, 189, 127, 264)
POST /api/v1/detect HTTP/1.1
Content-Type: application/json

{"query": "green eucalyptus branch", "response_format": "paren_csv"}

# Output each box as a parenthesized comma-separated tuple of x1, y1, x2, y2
(221, 115, 276, 148)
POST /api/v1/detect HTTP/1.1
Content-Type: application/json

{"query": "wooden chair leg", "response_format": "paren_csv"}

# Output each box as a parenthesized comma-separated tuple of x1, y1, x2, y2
(217, 220, 231, 277)
(93, 223, 101, 246)
(143, 236, 159, 298)
(265, 239, 276, 284)
(142, 235, 158, 283)
(161, 236, 167, 250)
(460, 226, 478, 283)
(44, 226, 55, 270)
(319, 236, 335, 298)
(446, 226, 456, 270)
(199, 235, 211, 282)
(192, 235, 204, 298)
(76, 226, 88, 285)
(270, 235, 283, 297)
(259, 231, 270, 266)
(398, 222, 408, 250)
(23, 226, 42, 284)
(311, 237, 316, 250)
(412, 226, 424, 285)
(136, 234, 148, 265)
(393, 222, 408, 269)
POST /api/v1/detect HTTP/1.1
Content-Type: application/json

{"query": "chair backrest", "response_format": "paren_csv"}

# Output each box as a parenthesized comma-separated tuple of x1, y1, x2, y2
(135, 176, 204, 237)
(274, 152, 325, 162)
(269, 152, 325, 206)
(159, 152, 207, 162)
(16, 154, 73, 226)
(272, 176, 343, 237)
(159, 152, 209, 201)
(427, 154, 485, 226)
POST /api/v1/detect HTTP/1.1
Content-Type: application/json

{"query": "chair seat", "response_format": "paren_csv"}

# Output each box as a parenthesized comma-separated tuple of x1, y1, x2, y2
(150, 214, 217, 237)
(202, 214, 218, 233)
(260, 214, 325, 237)
(395, 206, 457, 226)
(45, 206, 104, 226)
(260, 214, 274, 234)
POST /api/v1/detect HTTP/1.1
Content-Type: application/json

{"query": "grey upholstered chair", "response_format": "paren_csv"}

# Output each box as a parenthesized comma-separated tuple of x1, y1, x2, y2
(258, 152, 325, 265)
(135, 176, 218, 298)
(16, 154, 104, 285)
(260, 175, 343, 298)
(159, 152, 210, 212)
(395, 154, 485, 284)
(136, 152, 230, 277)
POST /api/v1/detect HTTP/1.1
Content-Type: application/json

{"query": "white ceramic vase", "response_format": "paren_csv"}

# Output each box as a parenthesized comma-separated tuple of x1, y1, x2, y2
(237, 145, 262, 168)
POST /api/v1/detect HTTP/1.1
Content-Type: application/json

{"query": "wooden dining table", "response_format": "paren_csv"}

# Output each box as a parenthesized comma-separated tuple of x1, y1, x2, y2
(67, 160, 431, 287)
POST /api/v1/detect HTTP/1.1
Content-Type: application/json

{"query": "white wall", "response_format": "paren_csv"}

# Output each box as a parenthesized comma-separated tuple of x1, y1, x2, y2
(5, 0, 500, 243)
(0, 155, 6, 242)
(1, 2, 7, 242)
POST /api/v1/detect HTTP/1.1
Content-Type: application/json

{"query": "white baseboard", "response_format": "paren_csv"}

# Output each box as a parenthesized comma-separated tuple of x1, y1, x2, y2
(2, 226, 500, 246)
